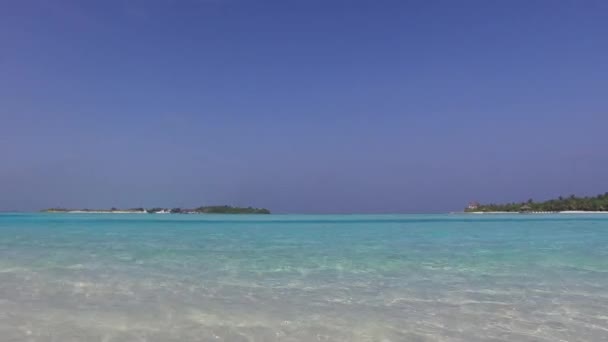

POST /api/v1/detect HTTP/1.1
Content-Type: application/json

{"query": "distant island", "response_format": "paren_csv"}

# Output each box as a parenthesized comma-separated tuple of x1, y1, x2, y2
(42, 205, 271, 214)
(465, 193, 608, 213)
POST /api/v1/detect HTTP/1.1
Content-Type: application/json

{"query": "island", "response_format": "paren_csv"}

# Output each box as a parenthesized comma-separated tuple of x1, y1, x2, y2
(465, 193, 608, 213)
(42, 205, 271, 214)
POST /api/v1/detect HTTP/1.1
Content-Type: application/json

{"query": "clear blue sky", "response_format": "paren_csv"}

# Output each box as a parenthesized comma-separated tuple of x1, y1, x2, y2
(1, 0, 607, 213)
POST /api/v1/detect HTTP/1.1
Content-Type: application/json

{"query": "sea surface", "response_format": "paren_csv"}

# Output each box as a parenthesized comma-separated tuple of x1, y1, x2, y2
(1, 213, 607, 342)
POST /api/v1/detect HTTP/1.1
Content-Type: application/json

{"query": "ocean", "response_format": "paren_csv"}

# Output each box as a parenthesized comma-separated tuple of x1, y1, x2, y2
(0, 213, 607, 341)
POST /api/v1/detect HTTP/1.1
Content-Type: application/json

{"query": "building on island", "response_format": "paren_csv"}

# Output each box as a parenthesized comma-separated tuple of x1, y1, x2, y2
(467, 201, 480, 210)
(519, 204, 532, 213)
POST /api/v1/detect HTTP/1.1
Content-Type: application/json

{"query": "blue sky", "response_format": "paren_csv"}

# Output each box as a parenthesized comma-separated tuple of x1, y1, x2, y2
(1, 0, 607, 213)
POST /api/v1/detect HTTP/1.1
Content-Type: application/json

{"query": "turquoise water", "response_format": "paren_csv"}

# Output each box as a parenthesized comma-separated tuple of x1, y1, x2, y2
(1, 213, 608, 341)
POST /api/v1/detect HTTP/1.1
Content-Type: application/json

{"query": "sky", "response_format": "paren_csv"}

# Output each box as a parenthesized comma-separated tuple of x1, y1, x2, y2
(1, 0, 607, 213)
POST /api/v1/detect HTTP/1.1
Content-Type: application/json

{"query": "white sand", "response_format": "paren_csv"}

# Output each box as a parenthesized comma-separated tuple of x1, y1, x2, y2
(559, 211, 608, 214)
(67, 211, 146, 214)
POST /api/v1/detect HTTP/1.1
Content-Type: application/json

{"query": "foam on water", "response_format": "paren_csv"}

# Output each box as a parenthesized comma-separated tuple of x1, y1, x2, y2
(1, 213, 608, 341)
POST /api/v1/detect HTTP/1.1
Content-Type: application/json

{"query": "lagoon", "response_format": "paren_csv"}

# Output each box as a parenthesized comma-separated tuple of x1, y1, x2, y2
(1, 213, 607, 341)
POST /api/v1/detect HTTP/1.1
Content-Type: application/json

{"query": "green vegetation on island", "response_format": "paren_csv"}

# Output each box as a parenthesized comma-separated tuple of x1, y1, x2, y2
(193, 205, 270, 214)
(42, 205, 271, 214)
(166, 206, 270, 214)
(466, 193, 608, 212)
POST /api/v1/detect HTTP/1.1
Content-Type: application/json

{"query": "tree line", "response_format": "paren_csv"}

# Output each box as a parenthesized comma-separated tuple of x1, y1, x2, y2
(466, 193, 608, 212)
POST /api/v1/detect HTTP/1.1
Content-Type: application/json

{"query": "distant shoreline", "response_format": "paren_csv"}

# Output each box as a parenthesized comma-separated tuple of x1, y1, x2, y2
(61, 210, 147, 214)
(464, 211, 608, 214)
(42, 205, 271, 215)
(465, 193, 608, 213)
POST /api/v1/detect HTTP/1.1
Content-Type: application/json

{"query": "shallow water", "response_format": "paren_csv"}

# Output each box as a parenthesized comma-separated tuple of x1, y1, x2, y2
(1, 213, 607, 341)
